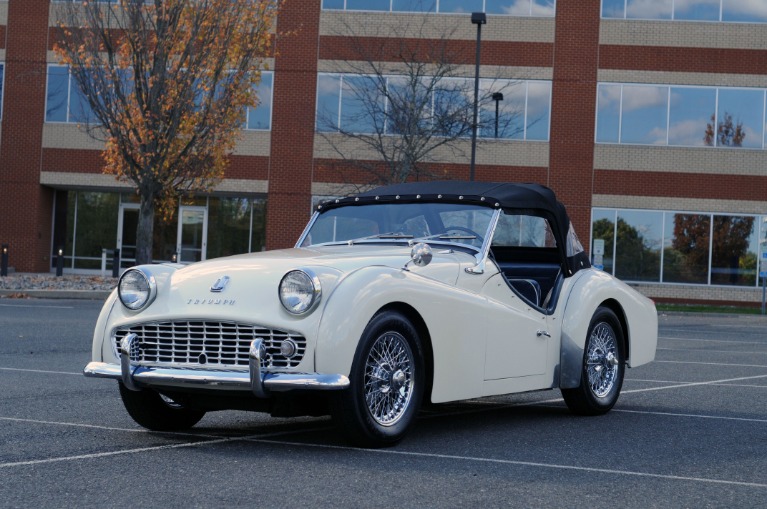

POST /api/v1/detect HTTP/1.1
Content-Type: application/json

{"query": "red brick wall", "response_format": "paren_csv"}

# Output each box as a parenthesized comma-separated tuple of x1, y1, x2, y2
(320, 36, 552, 68)
(595, 170, 767, 201)
(0, 1, 50, 272)
(549, 0, 601, 250)
(265, 0, 322, 249)
(600, 45, 767, 74)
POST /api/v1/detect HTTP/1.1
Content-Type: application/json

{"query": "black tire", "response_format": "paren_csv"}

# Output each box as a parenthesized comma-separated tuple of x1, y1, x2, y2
(561, 306, 625, 416)
(118, 382, 206, 431)
(333, 310, 424, 448)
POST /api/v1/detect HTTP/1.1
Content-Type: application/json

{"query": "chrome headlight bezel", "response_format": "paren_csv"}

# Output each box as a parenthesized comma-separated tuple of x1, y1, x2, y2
(279, 268, 321, 315)
(117, 267, 157, 311)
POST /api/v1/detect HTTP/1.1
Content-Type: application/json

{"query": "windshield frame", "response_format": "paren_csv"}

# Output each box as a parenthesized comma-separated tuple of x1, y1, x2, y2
(296, 202, 502, 266)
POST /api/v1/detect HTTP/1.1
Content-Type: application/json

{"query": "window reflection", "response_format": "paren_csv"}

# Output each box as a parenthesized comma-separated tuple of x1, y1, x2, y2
(711, 215, 757, 286)
(722, 0, 767, 22)
(715, 89, 764, 148)
(597, 83, 767, 149)
(615, 210, 662, 282)
(246, 72, 273, 130)
(322, 0, 555, 15)
(591, 209, 616, 274)
(318, 73, 551, 140)
(392, 0, 437, 12)
(675, 0, 720, 20)
(619, 85, 668, 144)
(603, 0, 767, 22)
(627, 0, 672, 19)
(593, 208, 764, 287)
(668, 87, 715, 147)
(663, 213, 710, 284)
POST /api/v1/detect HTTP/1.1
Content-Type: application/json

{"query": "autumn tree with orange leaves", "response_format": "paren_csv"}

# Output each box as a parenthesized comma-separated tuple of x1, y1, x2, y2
(53, 0, 279, 265)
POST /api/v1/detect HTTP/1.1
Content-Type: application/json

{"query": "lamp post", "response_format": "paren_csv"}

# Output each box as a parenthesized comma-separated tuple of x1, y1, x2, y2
(491, 92, 504, 138)
(1, 244, 8, 277)
(469, 11, 486, 182)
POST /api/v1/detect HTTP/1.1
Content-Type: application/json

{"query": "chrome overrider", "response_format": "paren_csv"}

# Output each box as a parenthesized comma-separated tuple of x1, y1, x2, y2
(83, 335, 350, 396)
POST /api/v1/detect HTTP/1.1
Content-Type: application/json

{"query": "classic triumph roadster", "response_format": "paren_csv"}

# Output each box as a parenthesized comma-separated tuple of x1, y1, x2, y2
(85, 181, 657, 446)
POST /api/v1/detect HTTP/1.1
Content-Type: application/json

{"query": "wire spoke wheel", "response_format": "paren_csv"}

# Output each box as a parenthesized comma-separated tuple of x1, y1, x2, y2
(363, 331, 415, 426)
(561, 306, 625, 416)
(585, 322, 620, 398)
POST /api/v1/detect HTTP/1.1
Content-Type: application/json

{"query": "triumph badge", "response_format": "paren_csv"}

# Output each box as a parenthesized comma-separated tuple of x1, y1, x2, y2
(210, 276, 231, 293)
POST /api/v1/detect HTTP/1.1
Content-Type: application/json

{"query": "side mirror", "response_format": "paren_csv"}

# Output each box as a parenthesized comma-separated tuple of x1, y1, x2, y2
(404, 243, 432, 271)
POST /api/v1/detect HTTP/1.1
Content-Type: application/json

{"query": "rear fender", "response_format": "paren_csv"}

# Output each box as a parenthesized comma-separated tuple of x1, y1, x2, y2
(559, 269, 657, 389)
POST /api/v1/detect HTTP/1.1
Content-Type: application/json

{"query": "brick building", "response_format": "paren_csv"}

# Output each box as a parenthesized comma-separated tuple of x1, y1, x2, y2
(1, 0, 766, 305)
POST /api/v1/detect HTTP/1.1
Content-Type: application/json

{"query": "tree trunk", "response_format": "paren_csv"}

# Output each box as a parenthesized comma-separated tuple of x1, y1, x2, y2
(135, 195, 155, 266)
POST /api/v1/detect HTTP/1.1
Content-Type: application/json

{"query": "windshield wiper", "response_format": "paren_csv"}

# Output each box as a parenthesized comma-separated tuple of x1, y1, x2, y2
(345, 232, 413, 245)
(415, 233, 477, 241)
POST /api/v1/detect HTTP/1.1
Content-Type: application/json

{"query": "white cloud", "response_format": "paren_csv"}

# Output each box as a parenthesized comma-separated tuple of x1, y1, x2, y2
(722, 0, 767, 19)
(626, 0, 672, 19)
(668, 118, 708, 146)
(621, 85, 668, 112)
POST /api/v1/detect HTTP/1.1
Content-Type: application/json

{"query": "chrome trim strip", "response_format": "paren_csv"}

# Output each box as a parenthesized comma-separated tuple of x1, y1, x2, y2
(295, 211, 320, 248)
(84, 362, 350, 393)
(466, 208, 501, 275)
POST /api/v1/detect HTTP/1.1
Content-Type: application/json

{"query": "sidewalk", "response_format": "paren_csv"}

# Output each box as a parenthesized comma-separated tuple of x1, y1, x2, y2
(0, 273, 115, 300)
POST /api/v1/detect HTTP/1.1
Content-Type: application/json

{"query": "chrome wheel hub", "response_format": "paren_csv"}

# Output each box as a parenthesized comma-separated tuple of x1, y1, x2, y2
(364, 332, 414, 427)
(586, 322, 620, 399)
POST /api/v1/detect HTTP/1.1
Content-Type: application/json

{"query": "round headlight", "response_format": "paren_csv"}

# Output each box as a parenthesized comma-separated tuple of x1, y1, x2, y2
(279, 269, 321, 315)
(118, 268, 156, 311)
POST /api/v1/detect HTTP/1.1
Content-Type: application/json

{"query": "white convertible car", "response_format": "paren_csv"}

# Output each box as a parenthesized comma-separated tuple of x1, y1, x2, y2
(85, 181, 657, 446)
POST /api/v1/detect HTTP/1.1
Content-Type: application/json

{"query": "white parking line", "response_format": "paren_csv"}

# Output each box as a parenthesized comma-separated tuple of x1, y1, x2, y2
(657, 347, 767, 355)
(0, 367, 81, 376)
(2, 414, 763, 489)
(244, 438, 767, 489)
(0, 438, 237, 469)
(0, 303, 74, 309)
(611, 408, 767, 424)
(660, 336, 765, 345)
(628, 378, 767, 388)
(656, 360, 767, 368)
(622, 374, 767, 394)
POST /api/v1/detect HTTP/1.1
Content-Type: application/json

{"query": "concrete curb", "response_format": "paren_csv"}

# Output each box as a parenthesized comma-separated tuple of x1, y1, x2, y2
(0, 289, 113, 300)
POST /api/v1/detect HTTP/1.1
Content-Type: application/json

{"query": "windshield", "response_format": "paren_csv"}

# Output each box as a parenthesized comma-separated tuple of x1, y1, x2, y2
(299, 202, 495, 250)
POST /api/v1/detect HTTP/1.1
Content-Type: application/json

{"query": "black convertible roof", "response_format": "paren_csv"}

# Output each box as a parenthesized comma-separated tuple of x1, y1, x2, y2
(320, 181, 568, 233)
(358, 181, 558, 212)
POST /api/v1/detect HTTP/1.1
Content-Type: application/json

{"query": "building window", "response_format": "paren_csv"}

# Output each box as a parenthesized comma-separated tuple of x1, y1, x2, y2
(317, 73, 551, 141)
(602, 0, 767, 23)
(45, 64, 273, 130)
(322, 0, 556, 16)
(596, 83, 767, 149)
(52, 192, 268, 272)
(592, 208, 761, 287)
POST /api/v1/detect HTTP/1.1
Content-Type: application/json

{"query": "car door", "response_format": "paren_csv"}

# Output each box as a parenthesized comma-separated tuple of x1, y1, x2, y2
(479, 212, 559, 380)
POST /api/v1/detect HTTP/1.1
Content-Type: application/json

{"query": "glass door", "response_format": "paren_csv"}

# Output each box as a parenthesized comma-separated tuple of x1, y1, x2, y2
(177, 206, 208, 263)
(117, 203, 140, 269)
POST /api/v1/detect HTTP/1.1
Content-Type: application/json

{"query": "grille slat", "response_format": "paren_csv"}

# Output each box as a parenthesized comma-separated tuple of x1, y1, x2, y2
(114, 320, 307, 369)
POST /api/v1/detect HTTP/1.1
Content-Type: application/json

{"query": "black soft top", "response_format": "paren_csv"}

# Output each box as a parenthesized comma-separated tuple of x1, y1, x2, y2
(318, 181, 590, 276)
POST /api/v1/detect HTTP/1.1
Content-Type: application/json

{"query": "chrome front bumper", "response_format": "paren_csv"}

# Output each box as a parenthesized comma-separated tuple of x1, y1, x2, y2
(83, 335, 349, 397)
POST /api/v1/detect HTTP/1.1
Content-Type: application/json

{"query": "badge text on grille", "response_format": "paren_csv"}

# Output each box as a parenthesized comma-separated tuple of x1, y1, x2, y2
(187, 298, 236, 305)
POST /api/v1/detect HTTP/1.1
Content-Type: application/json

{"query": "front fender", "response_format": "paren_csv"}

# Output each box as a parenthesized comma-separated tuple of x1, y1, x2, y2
(315, 266, 491, 402)
(559, 269, 657, 389)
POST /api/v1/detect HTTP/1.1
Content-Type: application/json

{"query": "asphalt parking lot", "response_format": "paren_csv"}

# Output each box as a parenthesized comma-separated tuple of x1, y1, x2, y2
(1, 299, 765, 508)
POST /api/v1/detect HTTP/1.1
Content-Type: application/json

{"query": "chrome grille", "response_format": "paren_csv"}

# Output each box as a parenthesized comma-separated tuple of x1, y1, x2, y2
(113, 320, 307, 369)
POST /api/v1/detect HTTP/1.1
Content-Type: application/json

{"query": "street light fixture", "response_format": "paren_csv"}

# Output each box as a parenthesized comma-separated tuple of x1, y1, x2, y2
(491, 92, 504, 138)
(469, 11, 486, 182)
